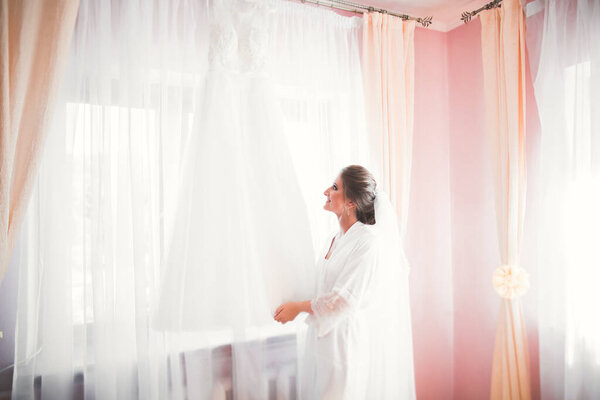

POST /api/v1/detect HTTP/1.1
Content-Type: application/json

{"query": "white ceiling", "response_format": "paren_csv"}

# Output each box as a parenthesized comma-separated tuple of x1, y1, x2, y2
(361, 0, 494, 31)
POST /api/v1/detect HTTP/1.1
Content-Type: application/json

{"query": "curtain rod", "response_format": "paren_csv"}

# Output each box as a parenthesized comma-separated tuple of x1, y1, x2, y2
(461, 0, 502, 23)
(296, 0, 433, 28)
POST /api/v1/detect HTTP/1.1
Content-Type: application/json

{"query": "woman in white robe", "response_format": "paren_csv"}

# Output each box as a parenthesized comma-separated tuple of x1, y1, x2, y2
(274, 165, 416, 399)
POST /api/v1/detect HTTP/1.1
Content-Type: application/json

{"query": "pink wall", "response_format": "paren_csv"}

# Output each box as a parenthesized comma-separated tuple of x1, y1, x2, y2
(411, 16, 542, 400)
(446, 18, 542, 400)
(408, 27, 453, 400)
(447, 19, 500, 399)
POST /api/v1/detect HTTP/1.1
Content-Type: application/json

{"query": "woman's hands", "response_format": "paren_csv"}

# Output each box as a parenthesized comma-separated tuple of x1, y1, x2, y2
(274, 300, 313, 324)
(273, 302, 300, 324)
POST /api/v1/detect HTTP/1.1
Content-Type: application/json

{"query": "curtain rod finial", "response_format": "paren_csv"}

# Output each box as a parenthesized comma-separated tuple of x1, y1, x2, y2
(419, 16, 433, 27)
(461, 11, 472, 23)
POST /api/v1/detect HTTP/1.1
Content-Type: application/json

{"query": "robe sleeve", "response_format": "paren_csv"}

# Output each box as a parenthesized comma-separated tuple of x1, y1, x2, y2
(310, 232, 378, 337)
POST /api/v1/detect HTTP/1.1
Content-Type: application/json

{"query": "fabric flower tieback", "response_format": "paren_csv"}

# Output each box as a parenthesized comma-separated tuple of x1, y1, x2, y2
(492, 264, 530, 299)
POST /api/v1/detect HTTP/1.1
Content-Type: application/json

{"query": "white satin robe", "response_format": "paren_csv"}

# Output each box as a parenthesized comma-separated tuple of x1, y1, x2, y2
(300, 220, 416, 399)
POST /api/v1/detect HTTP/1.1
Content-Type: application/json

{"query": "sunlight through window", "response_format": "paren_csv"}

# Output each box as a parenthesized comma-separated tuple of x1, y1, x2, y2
(563, 61, 600, 367)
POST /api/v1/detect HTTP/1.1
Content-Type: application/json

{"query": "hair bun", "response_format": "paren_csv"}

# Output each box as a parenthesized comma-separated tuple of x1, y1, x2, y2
(340, 165, 377, 225)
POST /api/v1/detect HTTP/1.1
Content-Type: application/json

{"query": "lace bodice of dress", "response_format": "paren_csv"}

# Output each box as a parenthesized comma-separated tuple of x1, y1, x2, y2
(208, 0, 271, 74)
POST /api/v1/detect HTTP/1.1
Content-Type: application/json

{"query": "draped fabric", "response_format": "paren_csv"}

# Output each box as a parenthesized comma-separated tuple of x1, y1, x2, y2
(0, 0, 79, 285)
(11, 1, 369, 398)
(479, 1, 532, 399)
(13, 2, 210, 398)
(271, 4, 370, 251)
(361, 13, 416, 238)
(152, 0, 316, 333)
(527, 0, 600, 398)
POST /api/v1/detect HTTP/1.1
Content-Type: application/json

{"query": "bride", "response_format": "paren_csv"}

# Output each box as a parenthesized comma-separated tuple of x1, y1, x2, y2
(274, 165, 416, 399)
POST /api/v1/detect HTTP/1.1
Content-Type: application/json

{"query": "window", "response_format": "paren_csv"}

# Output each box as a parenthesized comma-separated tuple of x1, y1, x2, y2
(562, 61, 600, 367)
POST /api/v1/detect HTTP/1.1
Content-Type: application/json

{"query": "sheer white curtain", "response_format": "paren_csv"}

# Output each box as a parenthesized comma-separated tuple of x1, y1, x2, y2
(13, 1, 208, 398)
(12, 0, 369, 399)
(270, 2, 370, 250)
(528, 0, 600, 398)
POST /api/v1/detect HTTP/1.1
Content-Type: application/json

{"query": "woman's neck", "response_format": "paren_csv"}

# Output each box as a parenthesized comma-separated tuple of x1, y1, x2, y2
(338, 214, 359, 234)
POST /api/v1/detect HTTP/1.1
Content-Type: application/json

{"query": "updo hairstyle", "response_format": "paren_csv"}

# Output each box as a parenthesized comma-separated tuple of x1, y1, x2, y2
(340, 165, 377, 225)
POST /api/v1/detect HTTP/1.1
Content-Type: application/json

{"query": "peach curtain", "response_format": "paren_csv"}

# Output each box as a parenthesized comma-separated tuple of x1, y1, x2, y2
(480, 1, 531, 399)
(0, 0, 79, 285)
(362, 13, 415, 237)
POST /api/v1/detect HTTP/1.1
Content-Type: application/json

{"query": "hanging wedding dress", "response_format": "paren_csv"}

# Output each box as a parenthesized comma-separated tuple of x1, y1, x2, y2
(301, 192, 416, 399)
(153, 0, 315, 332)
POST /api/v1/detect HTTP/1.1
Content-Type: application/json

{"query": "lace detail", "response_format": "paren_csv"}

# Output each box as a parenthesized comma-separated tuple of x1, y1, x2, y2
(239, 25, 268, 72)
(207, 0, 271, 74)
(208, 22, 238, 69)
(310, 288, 353, 337)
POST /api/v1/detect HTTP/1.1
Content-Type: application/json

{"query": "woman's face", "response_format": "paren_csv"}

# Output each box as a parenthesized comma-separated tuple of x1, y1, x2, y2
(323, 175, 347, 216)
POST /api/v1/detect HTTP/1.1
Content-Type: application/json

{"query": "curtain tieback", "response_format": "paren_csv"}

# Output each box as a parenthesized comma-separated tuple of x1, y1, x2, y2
(492, 264, 530, 299)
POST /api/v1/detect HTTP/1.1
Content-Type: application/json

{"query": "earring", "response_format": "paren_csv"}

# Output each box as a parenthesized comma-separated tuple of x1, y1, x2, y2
(346, 206, 350, 216)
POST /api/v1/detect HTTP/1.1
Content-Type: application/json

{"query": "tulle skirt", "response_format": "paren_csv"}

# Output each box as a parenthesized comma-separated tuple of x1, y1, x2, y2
(153, 69, 316, 331)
